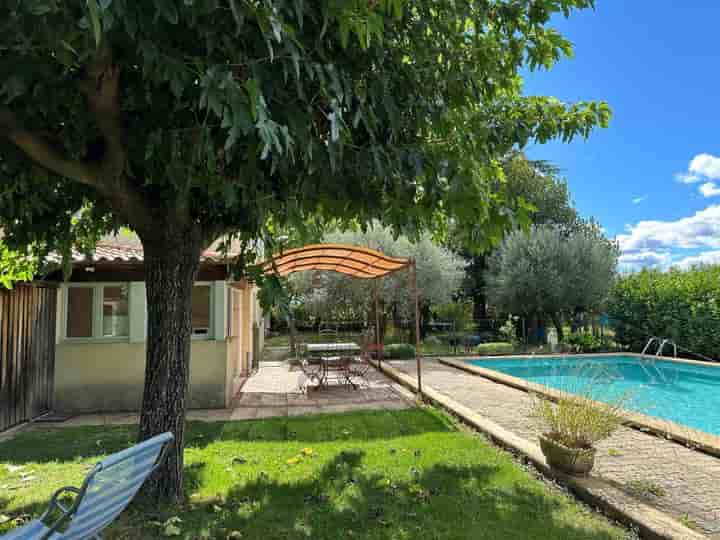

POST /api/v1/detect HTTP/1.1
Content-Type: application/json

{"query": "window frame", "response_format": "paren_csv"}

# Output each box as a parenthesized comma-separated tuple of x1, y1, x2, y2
(63, 282, 131, 343)
(62, 281, 216, 343)
(191, 281, 214, 341)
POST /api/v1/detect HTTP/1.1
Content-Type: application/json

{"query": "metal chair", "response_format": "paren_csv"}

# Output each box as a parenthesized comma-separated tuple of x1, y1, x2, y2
(296, 340, 323, 391)
(1, 432, 174, 540)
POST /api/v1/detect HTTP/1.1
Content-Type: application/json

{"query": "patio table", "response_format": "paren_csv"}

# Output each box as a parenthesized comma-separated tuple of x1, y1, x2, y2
(306, 342, 361, 355)
(305, 343, 361, 388)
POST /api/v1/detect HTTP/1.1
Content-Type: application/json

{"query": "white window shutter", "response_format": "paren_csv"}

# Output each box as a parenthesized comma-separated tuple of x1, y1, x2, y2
(129, 281, 146, 343)
(213, 281, 227, 341)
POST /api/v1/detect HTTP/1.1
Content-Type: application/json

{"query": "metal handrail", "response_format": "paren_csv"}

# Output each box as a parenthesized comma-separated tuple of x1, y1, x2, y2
(641, 337, 660, 355)
(656, 339, 678, 358)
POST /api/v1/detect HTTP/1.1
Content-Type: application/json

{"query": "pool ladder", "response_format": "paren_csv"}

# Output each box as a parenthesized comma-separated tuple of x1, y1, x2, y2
(639, 337, 675, 384)
(641, 337, 677, 358)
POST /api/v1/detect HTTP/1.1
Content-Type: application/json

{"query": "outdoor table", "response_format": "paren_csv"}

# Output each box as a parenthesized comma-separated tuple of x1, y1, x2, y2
(306, 342, 361, 355)
(305, 343, 361, 388)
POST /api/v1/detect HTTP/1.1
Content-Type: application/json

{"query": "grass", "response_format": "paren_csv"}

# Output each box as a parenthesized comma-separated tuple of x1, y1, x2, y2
(625, 480, 667, 499)
(0, 408, 632, 539)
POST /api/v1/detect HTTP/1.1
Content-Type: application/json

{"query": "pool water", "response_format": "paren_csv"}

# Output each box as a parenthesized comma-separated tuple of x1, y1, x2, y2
(468, 355, 720, 436)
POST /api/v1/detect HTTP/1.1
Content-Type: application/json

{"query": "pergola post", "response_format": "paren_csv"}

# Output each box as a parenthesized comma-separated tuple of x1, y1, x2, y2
(374, 278, 383, 368)
(411, 259, 422, 396)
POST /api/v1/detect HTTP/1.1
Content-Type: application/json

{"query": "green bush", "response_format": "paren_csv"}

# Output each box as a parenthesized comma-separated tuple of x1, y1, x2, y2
(606, 266, 720, 359)
(475, 342, 514, 355)
(384, 343, 417, 359)
(563, 332, 615, 353)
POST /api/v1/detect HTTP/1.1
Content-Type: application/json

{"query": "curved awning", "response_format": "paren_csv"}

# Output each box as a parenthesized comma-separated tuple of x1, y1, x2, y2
(264, 243, 411, 279)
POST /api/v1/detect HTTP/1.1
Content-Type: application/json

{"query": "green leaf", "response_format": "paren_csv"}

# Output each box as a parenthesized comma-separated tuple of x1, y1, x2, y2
(157, 0, 179, 24)
(86, 0, 102, 47)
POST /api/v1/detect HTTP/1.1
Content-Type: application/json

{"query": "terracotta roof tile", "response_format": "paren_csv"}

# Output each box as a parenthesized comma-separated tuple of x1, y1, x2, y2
(69, 236, 238, 265)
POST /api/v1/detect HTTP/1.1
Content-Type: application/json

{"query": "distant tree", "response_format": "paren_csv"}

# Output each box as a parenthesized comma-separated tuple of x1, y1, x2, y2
(291, 225, 464, 337)
(0, 1, 608, 500)
(455, 152, 581, 320)
(485, 226, 618, 342)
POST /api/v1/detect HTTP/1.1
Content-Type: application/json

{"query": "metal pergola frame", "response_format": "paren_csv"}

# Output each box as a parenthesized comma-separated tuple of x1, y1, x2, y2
(263, 243, 424, 395)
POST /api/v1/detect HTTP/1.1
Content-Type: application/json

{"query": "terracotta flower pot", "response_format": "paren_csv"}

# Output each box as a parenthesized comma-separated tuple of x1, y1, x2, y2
(539, 434, 596, 476)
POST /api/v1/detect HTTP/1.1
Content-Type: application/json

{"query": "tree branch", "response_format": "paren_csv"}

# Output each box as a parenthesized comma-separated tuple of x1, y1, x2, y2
(80, 47, 126, 181)
(0, 108, 99, 187)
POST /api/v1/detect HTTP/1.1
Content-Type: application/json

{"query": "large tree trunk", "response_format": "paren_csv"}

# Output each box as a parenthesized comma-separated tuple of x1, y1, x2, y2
(137, 227, 204, 503)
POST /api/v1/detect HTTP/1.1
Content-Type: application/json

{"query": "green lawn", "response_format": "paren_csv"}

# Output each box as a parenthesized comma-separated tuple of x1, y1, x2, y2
(0, 409, 631, 539)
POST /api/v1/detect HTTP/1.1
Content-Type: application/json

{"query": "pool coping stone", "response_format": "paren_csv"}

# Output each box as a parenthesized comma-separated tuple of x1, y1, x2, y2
(441, 355, 720, 459)
(373, 358, 708, 540)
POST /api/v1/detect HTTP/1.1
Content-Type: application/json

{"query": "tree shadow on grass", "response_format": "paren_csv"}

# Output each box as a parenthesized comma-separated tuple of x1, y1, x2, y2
(0, 408, 625, 539)
(117, 450, 624, 540)
(0, 408, 452, 466)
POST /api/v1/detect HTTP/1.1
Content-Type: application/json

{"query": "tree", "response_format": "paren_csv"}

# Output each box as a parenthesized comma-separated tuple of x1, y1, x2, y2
(455, 151, 580, 319)
(290, 224, 464, 337)
(0, 1, 609, 501)
(485, 225, 618, 342)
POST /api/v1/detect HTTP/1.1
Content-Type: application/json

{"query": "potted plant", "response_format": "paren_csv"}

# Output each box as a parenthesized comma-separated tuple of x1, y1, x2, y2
(531, 392, 624, 476)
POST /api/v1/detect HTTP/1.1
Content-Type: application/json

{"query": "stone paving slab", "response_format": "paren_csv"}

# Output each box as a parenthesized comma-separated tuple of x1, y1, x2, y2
(0, 363, 414, 443)
(390, 359, 720, 538)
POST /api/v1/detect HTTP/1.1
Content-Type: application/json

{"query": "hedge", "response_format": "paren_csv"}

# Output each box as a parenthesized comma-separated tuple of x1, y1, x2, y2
(384, 343, 417, 359)
(606, 266, 720, 359)
(475, 342, 514, 355)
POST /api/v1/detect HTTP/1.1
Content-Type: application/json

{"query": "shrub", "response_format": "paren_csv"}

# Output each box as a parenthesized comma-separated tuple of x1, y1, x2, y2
(384, 343, 416, 359)
(531, 394, 624, 449)
(564, 331, 615, 353)
(475, 342, 514, 355)
(606, 266, 720, 359)
(498, 315, 519, 345)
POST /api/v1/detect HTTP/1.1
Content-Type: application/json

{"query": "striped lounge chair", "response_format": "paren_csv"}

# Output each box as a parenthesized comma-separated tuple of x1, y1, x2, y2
(1, 432, 174, 540)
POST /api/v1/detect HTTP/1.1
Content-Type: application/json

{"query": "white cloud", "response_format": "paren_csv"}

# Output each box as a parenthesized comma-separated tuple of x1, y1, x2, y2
(689, 153, 720, 180)
(699, 182, 720, 198)
(617, 204, 720, 253)
(618, 250, 671, 268)
(672, 250, 720, 270)
(675, 153, 720, 187)
(675, 173, 701, 184)
(632, 195, 648, 204)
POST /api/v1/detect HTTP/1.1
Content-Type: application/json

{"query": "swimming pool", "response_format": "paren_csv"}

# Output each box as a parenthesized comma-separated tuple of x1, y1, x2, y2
(468, 355, 720, 436)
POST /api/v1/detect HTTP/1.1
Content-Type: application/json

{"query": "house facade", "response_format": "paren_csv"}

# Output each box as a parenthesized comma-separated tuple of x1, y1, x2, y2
(50, 236, 264, 413)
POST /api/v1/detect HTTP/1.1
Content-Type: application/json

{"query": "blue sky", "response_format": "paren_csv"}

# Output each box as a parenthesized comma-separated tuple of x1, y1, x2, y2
(522, 1, 720, 271)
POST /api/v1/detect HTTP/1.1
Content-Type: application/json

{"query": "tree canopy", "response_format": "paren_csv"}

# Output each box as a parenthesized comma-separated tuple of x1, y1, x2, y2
(454, 151, 582, 318)
(1, 1, 609, 258)
(0, 0, 609, 500)
(485, 225, 618, 341)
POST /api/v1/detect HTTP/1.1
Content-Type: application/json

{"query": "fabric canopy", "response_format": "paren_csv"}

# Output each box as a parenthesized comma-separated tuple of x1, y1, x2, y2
(264, 243, 411, 279)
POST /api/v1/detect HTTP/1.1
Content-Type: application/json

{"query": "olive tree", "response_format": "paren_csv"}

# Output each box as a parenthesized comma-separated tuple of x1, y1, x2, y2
(292, 224, 464, 332)
(454, 151, 582, 320)
(486, 225, 618, 341)
(0, 0, 608, 500)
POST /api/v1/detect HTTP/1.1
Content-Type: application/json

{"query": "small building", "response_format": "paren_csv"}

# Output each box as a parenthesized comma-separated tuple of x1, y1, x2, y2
(47, 235, 264, 413)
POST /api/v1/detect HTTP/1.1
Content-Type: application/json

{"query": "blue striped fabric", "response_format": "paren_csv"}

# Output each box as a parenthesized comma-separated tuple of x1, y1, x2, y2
(61, 435, 170, 539)
(0, 432, 173, 540)
(0, 519, 55, 539)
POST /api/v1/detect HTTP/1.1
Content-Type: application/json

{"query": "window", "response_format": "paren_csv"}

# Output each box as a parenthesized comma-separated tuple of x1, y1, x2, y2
(102, 286, 129, 337)
(67, 287, 94, 338)
(191, 285, 212, 337)
(65, 284, 129, 340)
(65, 282, 215, 341)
